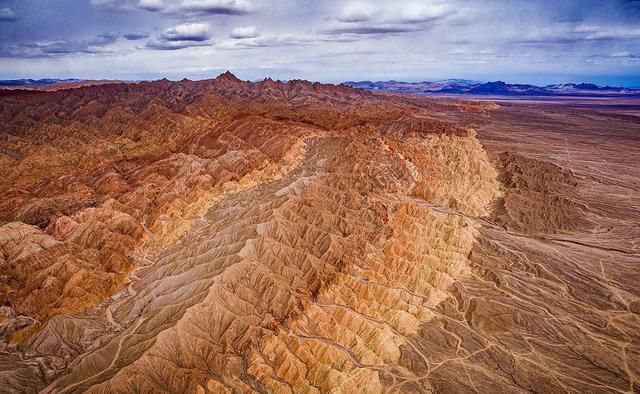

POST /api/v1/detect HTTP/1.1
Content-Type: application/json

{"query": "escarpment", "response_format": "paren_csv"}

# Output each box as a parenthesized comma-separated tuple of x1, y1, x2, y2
(1, 75, 639, 393)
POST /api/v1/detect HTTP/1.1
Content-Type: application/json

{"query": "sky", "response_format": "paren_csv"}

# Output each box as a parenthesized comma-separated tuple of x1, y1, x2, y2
(0, 0, 639, 86)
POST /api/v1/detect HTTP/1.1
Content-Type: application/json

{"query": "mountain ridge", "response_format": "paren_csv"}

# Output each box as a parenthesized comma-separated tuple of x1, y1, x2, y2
(6, 76, 640, 96)
(0, 78, 82, 86)
(343, 79, 640, 96)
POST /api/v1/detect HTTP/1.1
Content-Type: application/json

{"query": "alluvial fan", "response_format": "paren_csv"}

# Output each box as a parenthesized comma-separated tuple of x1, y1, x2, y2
(0, 74, 638, 393)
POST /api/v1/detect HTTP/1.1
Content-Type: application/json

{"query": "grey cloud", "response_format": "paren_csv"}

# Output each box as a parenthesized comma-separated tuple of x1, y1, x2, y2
(90, 0, 138, 12)
(0, 33, 120, 58)
(218, 35, 308, 50)
(514, 37, 580, 45)
(217, 32, 360, 50)
(1, 41, 112, 58)
(573, 25, 640, 40)
(90, 0, 117, 5)
(145, 39, 212, 50)
(514, 24, 640, 44)
(324, 25, 417, 35)
(146, 22, 213, 50)
(585, 52, 640, 64)
(124, 32, 150, 40)
(328, 1, 454, 36)
(445, 39, 472, 45)
(90, 33, 120, 46)
(315, 50, 377, 58)
(138, 0, 164, 11)
(128, 0, 255, 15)
(0, 7, 16, 21)
(337, 14, 370, 23)
(178, 0, 254, 15)
(89, 0, 109, 5)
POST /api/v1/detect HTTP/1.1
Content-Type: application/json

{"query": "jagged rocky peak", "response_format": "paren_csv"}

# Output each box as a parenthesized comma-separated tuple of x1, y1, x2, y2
(216, 70, 242, 82)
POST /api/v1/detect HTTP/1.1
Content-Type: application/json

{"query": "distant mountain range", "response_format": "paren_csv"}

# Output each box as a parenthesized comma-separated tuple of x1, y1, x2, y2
(3, 78, 639, 97)
(342, 80, 640, 97)
(0, 78, 125, 92)
(0, 78, 82, 86)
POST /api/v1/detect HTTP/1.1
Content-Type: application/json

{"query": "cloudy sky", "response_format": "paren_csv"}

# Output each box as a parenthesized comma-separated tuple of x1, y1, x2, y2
(1, 0, 639, 85)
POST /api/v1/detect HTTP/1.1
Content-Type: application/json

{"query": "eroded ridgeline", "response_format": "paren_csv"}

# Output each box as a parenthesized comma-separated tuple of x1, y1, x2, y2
(43, 121, 501, 392)
(1, 77, 506, 393)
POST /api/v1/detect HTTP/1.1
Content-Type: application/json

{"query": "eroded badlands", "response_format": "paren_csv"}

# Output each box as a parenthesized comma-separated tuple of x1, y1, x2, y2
(0, 74, 638, 393)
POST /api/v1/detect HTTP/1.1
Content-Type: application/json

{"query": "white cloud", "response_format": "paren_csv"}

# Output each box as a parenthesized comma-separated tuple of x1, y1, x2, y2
(338, 1, 453, 25)
(572, 24, 640, 40)
(161, 22, 211, 42)
(230, 26, 259, 39)
(394, 3, 453, 24)
(338, 2, 374, 23)
(329, 1, 454, 36)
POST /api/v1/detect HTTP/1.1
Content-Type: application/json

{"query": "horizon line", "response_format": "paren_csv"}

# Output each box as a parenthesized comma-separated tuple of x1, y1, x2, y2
(2, 73, 640, 89)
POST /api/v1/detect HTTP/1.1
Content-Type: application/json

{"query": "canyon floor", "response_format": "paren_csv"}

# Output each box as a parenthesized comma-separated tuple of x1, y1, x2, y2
(0, 76, 639, 393)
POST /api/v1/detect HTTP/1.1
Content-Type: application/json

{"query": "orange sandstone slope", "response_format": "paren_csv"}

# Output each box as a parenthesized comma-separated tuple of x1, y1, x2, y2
(0, 74, 638, 393)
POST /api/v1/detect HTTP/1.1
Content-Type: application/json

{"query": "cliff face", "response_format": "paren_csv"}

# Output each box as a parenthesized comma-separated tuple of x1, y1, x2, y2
(1, 75, 639, 393)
